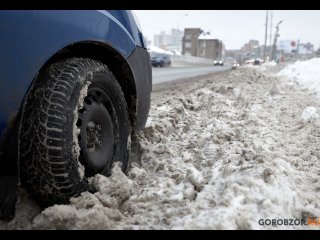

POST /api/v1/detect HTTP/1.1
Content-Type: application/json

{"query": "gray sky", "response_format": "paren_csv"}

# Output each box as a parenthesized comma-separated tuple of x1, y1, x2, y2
(134, 10, 320, 50)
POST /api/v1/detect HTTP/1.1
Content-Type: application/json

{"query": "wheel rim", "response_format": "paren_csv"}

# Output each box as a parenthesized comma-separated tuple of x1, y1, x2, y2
(77, 87, 115, 174)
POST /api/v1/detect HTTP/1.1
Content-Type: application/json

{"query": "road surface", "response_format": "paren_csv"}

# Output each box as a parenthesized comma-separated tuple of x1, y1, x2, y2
(152, 65, 231, 85)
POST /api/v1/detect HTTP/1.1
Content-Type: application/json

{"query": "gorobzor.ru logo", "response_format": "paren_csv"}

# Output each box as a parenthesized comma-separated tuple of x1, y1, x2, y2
(259, 218, 320, 226)
(259, 218, 307, 226)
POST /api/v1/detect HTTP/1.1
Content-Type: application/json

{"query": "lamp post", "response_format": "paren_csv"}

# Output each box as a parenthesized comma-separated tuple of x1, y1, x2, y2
(263, 10, 269, 63)
(269, 10, 273, 58)
(177, 13, 188, 52)
(271, 20, 283, 62)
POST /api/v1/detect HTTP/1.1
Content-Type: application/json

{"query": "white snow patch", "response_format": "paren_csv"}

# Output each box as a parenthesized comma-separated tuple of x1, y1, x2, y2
(277, 57, 320, 98)
(185, 166, 204, 191)
(300, 106, 319, 125)
(265, 61, 277, 66)
(156, 105, 172, 112)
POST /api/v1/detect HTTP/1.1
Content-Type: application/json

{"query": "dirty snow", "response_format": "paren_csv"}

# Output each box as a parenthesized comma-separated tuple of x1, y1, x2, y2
(73, 81, 91, 180)
(1, 63, 320, 229)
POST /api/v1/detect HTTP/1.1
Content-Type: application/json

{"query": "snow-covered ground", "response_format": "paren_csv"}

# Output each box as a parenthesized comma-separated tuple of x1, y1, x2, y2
(277, 57, 320, 98)
(1, 59, 320, 229)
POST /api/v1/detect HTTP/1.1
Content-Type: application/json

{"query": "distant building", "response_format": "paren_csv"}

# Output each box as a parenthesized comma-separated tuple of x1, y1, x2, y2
(225, 49, 243, 63)
(197, 32, 223, 59)
(144, 36, 151, 47)
(182, 28, 202, 56)
(182, 28, 223, 59)
(221, 43, 226, 58)
(298, 42, 314, 54)
(241, 40, 259, 52)
(241, 40, 260, 58)
(153, 29, 183, 52)
(259, 45, 272, 59)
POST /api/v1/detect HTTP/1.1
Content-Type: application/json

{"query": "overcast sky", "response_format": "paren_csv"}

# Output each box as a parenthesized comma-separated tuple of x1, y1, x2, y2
(134, 10, 320, 50)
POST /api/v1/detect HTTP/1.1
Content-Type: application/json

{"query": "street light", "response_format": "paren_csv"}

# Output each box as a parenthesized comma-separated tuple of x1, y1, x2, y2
(176, 13, 189, 52)
(263, 10, 269, 62)
(271, 20, 283, 62)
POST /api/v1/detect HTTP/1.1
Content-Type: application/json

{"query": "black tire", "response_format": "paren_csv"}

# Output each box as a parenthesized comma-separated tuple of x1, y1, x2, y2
(19, 58, 131, 206)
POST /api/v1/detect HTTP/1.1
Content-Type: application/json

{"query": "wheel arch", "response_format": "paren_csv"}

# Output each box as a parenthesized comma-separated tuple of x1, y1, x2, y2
(41, 41, 138, 132)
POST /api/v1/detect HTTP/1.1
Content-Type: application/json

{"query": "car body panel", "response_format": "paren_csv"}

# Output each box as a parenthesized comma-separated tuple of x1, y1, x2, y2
(0, 10, 148, 143)
(127, 47, 152, 132)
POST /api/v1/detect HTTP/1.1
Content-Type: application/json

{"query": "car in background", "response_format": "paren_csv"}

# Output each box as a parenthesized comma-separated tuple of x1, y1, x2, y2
(244, 58, 264, 65)
(232, 62, 240, 69)
(213, 59, 224, 66)
(253, 58, 261, 65)
(0, 10, 152, 221)
(151, 53, 171, 67)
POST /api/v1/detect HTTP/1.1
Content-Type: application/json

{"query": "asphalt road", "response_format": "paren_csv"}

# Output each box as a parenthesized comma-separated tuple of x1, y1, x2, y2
(152, 65, 231, 85)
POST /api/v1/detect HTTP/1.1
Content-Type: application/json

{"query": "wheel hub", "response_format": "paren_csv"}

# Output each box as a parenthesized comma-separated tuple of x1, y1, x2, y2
(77, 92, 115, 174)
(86, 122, 102, 151)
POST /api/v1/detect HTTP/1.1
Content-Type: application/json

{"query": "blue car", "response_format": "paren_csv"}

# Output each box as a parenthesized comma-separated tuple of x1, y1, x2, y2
(0, 10, 152, 220)
(150, 53, 171, 67)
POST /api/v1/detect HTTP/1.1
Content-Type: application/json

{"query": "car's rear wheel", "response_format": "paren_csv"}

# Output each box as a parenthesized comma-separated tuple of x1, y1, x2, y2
(19, 58, 131, 206)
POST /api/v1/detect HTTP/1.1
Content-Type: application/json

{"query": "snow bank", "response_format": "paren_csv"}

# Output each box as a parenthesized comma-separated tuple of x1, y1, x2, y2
(34, 68, 320, 229)
(277, 57, 320, 98)
(2, 67, 320, 230)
